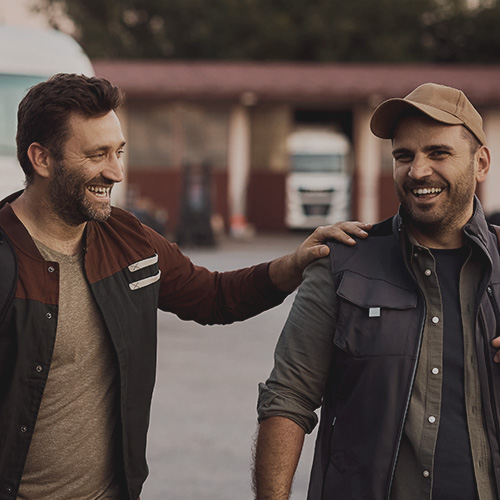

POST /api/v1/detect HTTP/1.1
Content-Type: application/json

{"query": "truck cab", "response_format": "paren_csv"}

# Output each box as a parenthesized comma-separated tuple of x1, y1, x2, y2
(285, 126, 352, 229)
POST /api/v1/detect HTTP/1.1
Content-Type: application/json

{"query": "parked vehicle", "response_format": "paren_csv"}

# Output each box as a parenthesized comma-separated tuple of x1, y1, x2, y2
(285, 126, 352, 229)
(0, 25, 94, 200)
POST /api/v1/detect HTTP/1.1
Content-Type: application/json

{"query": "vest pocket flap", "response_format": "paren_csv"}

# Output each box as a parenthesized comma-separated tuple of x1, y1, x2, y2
(337, 270, 417, 310)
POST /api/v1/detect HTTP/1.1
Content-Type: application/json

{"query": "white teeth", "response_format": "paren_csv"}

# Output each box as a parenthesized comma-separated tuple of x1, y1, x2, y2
(412, 187, 443, 195)
(87, 186, 110, 196)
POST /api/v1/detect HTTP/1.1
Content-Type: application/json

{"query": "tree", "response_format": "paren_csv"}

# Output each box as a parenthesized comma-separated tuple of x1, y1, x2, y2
(31, 0, 500, 63)
(423, 2, 500, 62)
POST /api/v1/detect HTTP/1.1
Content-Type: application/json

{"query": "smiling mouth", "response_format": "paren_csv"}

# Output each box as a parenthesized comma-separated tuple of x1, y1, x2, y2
(411, 187, 443, 197)
(87, 185, 111, 198)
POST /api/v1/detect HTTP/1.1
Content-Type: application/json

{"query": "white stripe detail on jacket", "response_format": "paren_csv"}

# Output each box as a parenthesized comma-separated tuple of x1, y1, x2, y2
(129, 271, 161, 291)
(128, 254, 159, 272)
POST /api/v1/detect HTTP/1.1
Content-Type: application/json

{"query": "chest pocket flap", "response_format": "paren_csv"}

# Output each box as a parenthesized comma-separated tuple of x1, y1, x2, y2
(335, 270, 418, 357)
(337, 271, 417, 309)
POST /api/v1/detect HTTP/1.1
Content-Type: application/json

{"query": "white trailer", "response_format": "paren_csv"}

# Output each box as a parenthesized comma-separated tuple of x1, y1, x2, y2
(286, 126, 352, 229)
(0, 25, 94, 200)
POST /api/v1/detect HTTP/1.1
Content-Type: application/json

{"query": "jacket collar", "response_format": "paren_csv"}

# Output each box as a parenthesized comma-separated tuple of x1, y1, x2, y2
(392, 195, 496, 256)
(0, 196, 44, 261)
(463, 196, 494, 250)
(0, 189, 23, 209)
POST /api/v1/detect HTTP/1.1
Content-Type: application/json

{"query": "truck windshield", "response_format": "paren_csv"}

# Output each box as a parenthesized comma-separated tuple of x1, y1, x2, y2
(0, 74, 44, 157)
(291, 153, 345, 173)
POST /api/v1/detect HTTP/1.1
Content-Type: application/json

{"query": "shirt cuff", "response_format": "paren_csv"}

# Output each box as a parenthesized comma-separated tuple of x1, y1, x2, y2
(257, 382, 319, 434)
(253, 262, 290, 303)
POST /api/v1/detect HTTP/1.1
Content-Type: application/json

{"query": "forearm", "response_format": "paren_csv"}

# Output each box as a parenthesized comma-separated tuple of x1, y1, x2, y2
(153, 230, 289, 322)
(253, 417, 305, 500)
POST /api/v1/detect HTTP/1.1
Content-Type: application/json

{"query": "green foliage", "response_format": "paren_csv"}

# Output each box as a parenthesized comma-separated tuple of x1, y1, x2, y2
(32, 0, 500, 63)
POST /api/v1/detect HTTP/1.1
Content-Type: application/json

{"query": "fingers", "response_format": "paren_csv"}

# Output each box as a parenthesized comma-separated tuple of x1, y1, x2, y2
(296, 244, 330, 270)
(492, 337, 500, 362)
(313, 221, 372, 245)
(334, 221, 372, 238)
(313, 244, 330, 258)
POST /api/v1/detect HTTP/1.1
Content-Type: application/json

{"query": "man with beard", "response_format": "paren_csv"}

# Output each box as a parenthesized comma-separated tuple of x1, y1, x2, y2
(253, 83, 500, 500)
(0, 74, 367, 500)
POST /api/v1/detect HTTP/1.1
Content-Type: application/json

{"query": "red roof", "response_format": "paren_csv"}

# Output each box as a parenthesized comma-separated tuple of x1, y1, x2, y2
(92, 60, 500, 105)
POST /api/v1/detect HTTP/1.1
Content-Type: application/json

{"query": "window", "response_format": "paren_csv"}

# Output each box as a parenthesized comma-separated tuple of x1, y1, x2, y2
(291, 153, 345, 173)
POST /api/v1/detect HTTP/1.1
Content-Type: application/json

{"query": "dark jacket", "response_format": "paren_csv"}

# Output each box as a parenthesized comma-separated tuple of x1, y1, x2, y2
(307, 202, 500, 500)
(0, 192, 287, 500)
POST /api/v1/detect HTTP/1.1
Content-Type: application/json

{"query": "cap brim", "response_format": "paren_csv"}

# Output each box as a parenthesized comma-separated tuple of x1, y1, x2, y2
(370, 98, 463, 139)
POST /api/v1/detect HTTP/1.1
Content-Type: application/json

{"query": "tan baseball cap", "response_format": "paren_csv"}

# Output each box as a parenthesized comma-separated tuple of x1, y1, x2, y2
(370, 82, 486, 145)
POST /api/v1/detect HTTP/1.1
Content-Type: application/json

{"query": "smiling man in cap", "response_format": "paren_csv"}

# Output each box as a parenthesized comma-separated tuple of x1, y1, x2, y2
(253, 83, 500, 500)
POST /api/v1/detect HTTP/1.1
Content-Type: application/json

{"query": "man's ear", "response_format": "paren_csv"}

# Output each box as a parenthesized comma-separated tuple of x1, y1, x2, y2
(476, 145, 490, 184)
(27, 143, 52, 179)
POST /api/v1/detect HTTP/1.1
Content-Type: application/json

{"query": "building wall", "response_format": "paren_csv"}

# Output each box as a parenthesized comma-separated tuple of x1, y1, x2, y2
(125, 100, 293, 233)
(127, 100, 229, 170)
(482, 107, 500, 218)
(124, 100, 232, 234)
(250, 104, 291, 172)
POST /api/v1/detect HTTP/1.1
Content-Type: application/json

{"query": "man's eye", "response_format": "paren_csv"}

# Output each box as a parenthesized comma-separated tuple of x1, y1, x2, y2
(394, 155, 413, 163)
(117, 150, 125, 158)
(430, 150, 449, 158)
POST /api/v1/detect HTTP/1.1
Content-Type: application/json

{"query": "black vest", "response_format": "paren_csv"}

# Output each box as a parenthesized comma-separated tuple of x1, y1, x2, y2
(306, 213, 500, 500)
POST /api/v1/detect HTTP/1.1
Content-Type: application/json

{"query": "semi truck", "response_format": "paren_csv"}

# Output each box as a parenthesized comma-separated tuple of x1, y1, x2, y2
(286, 126, 352, 229)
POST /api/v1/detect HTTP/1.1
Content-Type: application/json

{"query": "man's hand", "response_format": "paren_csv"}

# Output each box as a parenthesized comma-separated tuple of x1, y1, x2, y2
(292, 220, 372, 265)
(269, 221, 372, 292)
(492, 337, 500, 362)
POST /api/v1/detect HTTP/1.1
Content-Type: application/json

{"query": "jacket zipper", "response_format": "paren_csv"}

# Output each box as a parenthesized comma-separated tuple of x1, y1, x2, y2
(487, 285, 500, 336)
(386, 296, 426, 500)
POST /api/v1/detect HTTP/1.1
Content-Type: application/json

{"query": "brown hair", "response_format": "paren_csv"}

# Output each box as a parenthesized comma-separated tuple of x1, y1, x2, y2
(16, 73, 125, 183)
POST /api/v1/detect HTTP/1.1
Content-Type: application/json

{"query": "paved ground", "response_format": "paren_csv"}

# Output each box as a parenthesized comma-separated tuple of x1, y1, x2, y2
(141, 233, 319, 500)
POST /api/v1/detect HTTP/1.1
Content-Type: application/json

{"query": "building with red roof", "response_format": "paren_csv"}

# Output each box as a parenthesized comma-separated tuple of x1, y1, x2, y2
(93, 60, 500, 234)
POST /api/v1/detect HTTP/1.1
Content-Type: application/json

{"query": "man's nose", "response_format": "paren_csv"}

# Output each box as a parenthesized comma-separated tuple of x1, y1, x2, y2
(103, 155, 124, 183)
(408, 156, 432, 180)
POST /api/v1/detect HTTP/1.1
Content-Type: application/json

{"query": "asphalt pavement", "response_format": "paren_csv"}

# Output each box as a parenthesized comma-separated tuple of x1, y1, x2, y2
(140, 233, 319, 500)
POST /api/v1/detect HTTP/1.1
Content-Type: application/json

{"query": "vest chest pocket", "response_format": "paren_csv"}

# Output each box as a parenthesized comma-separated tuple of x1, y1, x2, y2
(334, 270, 418, 357)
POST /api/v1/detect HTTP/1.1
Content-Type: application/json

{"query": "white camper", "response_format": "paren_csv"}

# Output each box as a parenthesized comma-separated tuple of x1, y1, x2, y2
(286, 126, 352, 229)
(0, 25, 94, 200)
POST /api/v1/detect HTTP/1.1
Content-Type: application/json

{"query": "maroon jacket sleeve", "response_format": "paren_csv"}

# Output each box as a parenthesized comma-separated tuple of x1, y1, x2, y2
(144, 226, 289, 325)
